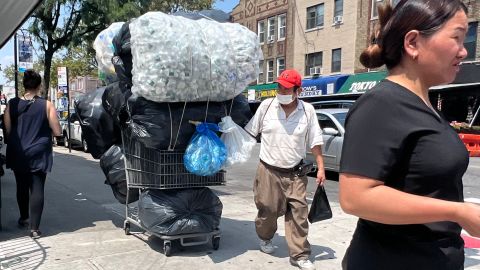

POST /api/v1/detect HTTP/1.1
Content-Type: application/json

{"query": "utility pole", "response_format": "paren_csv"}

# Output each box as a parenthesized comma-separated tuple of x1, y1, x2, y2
(13, 34, 18, 97)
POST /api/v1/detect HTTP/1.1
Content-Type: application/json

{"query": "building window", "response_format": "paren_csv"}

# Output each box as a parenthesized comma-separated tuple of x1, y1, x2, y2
(334, 0, 343, 19)
(305, 52, 323, 76)
(278, 14, 286, 40)
(267, 60, 274, 83)
(332, 48, 342, 72)
(258, 21, 265, 43)
(268, 17, 276, 41)
(306, 4, 324, 29)
(391, 0, 401, 7)
(258, 60, 264, 83)
(371, 0, 383, 19)
(464, 22, 478, 60)
(277, 58, 285, 77)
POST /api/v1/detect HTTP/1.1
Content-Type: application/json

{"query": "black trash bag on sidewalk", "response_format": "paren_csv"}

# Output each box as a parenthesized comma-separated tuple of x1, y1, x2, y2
(75, 87, 120, 159)
(138, 188, 222, 236)
(128, 94, 252, 150)
(99, 144, 139, 204)
(102, 82, 131, 126)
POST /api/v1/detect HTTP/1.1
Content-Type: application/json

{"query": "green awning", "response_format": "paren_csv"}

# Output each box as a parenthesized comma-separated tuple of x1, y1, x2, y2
(244, 83, 278, 102)
(337, 71, 387, 94)
(247, 83, 278, 91)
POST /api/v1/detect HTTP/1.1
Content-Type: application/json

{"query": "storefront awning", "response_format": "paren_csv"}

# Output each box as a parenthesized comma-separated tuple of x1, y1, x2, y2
(299, 74, 349, 98)
(337, 71, 387, 94)
(245, 83, 278, 102)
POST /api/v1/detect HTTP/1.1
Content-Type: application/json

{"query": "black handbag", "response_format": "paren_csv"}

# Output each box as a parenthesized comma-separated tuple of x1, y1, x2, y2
(308, 185, 333, 223)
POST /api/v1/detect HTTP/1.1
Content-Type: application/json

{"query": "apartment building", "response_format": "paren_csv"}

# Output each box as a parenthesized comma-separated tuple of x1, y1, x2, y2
(232, 0, 294, 86)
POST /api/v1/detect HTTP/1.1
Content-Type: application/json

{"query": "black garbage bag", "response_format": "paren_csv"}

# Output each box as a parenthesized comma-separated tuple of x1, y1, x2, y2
(75, 87, 120, 159)
(128, 94, 252, 150)
(112, 21, 133, 87)
(138, 188, 222, 236)
(110, 181, 139, 204)
(99, 145, 139, 204)
(99, 145, 125, 186)
(102, 82, 131, 126)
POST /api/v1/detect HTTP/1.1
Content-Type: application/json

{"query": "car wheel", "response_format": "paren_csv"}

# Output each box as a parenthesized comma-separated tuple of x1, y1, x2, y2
(63, 134, 69, 148)
(82, 138, 88, 153)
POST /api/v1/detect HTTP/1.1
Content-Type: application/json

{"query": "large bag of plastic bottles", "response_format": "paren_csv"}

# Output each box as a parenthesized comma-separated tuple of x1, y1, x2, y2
(129, 11, 262, 102)
(184, 123, 227, 176)
(93, 22, 124, 84)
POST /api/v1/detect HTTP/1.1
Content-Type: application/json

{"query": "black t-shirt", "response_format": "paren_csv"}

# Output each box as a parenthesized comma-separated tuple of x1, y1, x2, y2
(340, 80, 469, 270)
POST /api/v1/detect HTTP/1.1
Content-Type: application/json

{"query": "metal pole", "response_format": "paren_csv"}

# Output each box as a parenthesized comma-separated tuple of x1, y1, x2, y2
(14, 34, 18, 98)
(470, 99, 480, 128)
(66, 68, 71, 153)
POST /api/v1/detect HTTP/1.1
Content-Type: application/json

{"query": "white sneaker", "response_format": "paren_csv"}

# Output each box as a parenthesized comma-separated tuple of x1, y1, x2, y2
(259, 239, 275, 254)
(290, 258, 316, 270)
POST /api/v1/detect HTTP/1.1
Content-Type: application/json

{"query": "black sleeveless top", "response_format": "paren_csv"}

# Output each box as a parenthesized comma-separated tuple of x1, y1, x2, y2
(6, 97, 53, 173)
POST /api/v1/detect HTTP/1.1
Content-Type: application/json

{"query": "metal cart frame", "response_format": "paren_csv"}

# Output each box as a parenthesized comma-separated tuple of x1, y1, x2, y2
(121, 129, 224, 256)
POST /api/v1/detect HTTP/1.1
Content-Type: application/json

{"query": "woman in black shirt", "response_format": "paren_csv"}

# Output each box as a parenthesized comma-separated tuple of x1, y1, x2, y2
(339, 1, 480, 269)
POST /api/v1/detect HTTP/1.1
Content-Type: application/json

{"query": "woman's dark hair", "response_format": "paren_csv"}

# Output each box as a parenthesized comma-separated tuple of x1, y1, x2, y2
(360, 0, 468, 69)
(23, 69, 42, 90)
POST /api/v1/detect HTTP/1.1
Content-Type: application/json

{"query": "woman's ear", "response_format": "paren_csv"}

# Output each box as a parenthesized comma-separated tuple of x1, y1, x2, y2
(404, 30, 420, 60)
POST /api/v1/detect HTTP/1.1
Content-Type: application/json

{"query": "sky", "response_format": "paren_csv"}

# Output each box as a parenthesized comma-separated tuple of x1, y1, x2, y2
(0, 0, 240, 86)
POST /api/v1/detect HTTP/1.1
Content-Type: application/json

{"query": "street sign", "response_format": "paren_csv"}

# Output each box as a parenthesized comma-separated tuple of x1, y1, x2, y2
(17, 35, 33, 73)
(57, 67, 68, 87)
(58, 85, 68, 94)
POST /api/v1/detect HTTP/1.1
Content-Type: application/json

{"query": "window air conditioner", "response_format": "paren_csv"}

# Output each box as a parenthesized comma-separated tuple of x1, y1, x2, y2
(309, 66, 323, 75)
(333, 15, 343, 24)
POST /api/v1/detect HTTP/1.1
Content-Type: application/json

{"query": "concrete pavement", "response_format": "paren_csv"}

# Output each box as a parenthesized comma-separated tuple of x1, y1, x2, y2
(0, 146, 480, 269)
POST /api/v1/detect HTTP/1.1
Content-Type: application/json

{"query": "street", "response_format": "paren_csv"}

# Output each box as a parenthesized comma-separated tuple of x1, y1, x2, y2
(0, 144, 479, 269)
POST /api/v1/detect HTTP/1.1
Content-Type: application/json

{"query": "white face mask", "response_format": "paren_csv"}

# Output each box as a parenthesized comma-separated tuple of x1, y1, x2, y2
(276, 93, 295, 105)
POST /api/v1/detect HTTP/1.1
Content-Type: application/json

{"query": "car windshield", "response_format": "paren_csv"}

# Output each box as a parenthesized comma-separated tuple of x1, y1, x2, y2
(331, 112, 347, 127)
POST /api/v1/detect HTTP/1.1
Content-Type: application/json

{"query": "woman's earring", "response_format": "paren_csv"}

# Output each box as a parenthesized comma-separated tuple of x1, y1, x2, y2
(412, 53, 418, 61)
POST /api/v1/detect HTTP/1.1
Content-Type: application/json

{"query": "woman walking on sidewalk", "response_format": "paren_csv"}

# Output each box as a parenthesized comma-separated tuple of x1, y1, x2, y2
(339, 0, 480, 269)
(4, 69, 61, 239)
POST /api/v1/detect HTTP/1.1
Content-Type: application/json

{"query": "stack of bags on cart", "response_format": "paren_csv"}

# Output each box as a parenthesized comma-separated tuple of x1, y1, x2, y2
(74, 10, 261, 235)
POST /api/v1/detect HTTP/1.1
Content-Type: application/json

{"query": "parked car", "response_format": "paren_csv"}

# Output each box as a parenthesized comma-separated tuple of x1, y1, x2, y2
(309, 100, 355, 110)
(57, 112, 88, 152)
(306, 108, 348, 173)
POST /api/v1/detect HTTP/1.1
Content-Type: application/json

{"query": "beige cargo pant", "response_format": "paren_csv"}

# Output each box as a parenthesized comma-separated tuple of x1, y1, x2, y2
(253, 161, 310, 260)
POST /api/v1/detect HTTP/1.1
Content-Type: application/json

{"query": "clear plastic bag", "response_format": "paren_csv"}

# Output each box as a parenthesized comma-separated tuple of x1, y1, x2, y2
(184, 123, 226, 176)
(93, 22, 124, 84)
(219, 116, 256, 168)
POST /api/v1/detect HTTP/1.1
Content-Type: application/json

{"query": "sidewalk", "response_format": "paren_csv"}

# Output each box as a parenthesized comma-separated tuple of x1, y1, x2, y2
(0, 147, 479, 270)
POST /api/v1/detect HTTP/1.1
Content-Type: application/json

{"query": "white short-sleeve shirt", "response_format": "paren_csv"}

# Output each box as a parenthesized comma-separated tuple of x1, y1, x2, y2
(244, 98, 323, 168)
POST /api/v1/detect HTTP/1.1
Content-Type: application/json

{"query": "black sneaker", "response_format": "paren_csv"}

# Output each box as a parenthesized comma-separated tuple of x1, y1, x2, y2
(29, 230, 42, 239)
(17, 218, 29, 228)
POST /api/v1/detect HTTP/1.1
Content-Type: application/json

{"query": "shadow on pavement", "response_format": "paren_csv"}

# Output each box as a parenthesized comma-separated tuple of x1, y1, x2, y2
(129, 217, 336, 264)
(0, 149, 124, 242)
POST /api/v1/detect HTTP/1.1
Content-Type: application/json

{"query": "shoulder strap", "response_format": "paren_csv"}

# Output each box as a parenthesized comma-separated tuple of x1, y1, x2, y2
(260, 98, 275, 131)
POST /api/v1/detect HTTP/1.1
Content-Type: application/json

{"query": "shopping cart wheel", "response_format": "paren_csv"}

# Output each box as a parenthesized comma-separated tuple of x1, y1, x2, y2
(212, 236, 220, 250)
(164, 241, 172, 257)
(124, 221, 130, 235)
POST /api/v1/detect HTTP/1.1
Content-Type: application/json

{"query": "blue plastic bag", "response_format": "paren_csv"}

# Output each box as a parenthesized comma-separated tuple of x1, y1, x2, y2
(184, 123, 227, 176)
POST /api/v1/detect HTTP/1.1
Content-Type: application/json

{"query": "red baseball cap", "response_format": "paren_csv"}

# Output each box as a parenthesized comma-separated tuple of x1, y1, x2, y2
(276, 69, 302, 88)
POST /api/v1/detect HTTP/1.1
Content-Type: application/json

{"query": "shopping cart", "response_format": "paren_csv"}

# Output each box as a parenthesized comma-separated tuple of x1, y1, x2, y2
(121, 128, 224, 256)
